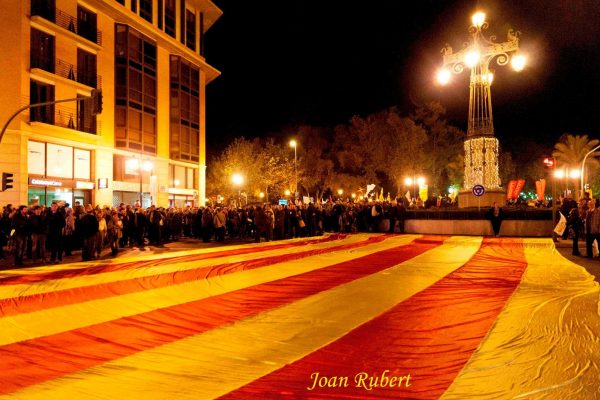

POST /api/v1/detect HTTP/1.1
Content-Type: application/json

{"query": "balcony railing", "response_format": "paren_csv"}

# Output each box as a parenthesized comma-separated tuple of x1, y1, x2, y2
(28, 101, 98, 135)
(31, 4, 103, 46)
(55, 59, 102, 89)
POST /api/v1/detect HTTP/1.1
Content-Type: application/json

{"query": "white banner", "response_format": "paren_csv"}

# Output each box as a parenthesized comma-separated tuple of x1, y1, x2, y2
(554, 212, 567, 236)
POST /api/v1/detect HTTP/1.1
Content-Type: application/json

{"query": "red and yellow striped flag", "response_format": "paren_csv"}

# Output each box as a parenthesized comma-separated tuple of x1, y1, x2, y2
(1, 234, 599, 399)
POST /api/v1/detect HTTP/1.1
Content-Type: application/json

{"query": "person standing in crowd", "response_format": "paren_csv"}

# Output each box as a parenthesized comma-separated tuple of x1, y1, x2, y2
(95, 209, 107, 259)
(213, 207, 227, 242)
(29, 205, 47, 263)
(264, 204, 274, 242)
(11, 206, 29, 266)
(487, 202, 504, 237)
(46, 202, 66, 263)
(201, 206, 213, 242)
(585, 200, 599, 258)
(107, 212, 123, 256)
(253, 206, 266, 243)
(62, 206, 75, 257)
(568, 207, 583, 256)
(79, 205, 99, 261)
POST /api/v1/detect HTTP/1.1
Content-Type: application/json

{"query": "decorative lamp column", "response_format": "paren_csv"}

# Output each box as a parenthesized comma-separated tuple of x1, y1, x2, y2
(437, 12, 525, 206)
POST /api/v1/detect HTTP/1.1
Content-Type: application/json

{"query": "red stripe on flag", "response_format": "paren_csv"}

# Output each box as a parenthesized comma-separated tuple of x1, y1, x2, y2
(0, 235, 390, 317)
(221, 238, 527, 399)
(0, 237, 444, 394)
(0, 234, 348, 286)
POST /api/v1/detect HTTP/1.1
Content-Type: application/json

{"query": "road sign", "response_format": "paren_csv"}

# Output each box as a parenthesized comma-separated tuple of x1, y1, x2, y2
(472, 184, 485, 197)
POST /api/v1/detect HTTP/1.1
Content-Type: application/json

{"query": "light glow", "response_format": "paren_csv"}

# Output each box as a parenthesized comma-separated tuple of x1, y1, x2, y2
(417, 177, 426, 186)
(284, 189, 291, 196)
(231, 173, 244, 186)
(554, 170, 565, 179)
(465, 50, 481, 68)
(404, 177, 413, 186)
(569, 170, 581, 179)
(471, 12, 486, 28)
(259, 192, 265, 198)
(337, 189, 344, 195)
(511, 55, 526, 71)
(436, 69, 451, 85)
(289, 139, 297, 148)
(126, 158, 139, 171)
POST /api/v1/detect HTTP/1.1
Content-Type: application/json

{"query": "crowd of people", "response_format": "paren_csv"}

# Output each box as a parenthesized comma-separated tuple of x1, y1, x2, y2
(0, 199, 411, 267)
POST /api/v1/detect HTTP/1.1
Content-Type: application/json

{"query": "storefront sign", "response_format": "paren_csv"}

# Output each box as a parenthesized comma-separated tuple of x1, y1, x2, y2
(30, 178, 63, 187)
(76, 181, 95, 190)
(98, 178, 108, 189)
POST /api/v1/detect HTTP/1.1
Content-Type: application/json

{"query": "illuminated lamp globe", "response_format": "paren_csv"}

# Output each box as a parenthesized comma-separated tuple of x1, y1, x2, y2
(436, 69, 451, 85)
(511, 55, 526, 72)
(471, 12, 486, 28)
(465, 50, 481, 68)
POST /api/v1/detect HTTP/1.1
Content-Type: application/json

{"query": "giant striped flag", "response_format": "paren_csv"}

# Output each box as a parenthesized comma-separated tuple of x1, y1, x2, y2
(1, 234, 599, 399)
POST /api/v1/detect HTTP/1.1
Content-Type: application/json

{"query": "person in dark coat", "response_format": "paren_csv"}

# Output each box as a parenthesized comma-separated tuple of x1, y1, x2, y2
(79, 206, 99, 261)
(11, 206, 29, 266)
(487, 202, 504, 237)
(46, 203, 66, 263)
(568, 207, 583, 256)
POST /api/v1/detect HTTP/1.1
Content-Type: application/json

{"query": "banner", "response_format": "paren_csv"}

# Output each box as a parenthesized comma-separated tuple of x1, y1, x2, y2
(506, 180, 517, 200)
(366, 184, 376, 197)
(513, 179, 525, 200)
(405, 191, 411, 203)
(419, 185, 428, 202)
(535, 179, 546, 201)
(554, 212, 567, 236)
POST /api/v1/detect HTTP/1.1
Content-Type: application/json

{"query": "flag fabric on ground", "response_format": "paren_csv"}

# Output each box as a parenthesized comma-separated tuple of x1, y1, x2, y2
(1, 233, 599, 399)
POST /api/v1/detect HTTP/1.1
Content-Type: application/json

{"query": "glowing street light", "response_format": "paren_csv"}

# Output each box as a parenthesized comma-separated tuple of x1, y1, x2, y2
(127, 156, 153, 207)
(438, 10, 526, 200)
(290, 139, 298, 199)
(337, 189, 344, 196)
(284, 189, 291, 196)
(231, 173, 244, 206)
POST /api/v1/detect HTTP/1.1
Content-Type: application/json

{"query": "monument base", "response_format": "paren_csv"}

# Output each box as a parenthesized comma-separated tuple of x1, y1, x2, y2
(458, 189, 506, 209)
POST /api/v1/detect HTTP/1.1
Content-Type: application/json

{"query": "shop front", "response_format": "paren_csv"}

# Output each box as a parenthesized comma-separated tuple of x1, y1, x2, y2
(28, 178, 93, 207)
(27, 141, 94, 207)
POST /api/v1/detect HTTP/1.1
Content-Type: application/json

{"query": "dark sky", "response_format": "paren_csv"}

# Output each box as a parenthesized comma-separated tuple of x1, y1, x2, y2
(204, 0, 600, 158)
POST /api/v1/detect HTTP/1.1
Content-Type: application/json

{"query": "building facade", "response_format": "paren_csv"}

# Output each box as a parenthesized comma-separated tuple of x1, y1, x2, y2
(0, 0, 221, 208)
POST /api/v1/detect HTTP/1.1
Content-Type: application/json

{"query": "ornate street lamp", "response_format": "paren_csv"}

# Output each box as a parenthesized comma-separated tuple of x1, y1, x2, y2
(289, 139, 298, 199)
(437, 11, 525, 206)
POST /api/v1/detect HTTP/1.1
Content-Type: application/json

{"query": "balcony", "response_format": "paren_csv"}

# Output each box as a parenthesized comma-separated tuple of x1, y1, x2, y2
(30, 4, 103, 46)
(31, 57, 102, 90)
(25, 96, 99, 135)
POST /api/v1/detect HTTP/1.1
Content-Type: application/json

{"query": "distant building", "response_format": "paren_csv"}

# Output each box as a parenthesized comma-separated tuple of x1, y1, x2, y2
(0, 0, 221, 208)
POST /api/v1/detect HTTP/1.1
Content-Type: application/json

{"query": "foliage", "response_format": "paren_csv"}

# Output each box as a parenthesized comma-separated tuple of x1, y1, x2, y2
(552, 134, 600, 169)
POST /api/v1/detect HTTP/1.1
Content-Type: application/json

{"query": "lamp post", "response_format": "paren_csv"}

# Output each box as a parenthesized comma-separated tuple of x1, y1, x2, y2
(437, 11, 525, 202)
(127, 157, 153, 207)
(404, 176, 425, 203)
(231, 173, 244, 206)
(289, 139, 298, 200)
(580, 144, 600, 197)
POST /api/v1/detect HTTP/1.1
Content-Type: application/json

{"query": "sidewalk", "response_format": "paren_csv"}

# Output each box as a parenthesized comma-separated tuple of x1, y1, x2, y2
(554, 238, 600, 282)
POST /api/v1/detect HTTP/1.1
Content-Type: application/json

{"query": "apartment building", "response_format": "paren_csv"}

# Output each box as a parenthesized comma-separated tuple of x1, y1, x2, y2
(0, 0, 221, 208)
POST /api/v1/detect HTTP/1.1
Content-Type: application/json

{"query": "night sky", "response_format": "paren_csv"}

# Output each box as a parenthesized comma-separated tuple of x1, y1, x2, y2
(204, 0, 600, 159)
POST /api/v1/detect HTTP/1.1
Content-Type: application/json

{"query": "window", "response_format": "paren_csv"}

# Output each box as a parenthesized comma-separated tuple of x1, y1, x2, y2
(158, 0, 163, 30)
(116, 0, 125, 5)
(30, 80, 55, 124)
(139, 0, 152, 23)
(30, 28, 54, 73)
(77, 6, 97, 43)
(115, 24, 157, 154)
(170, 56, 200, 162)
(164, 0, 176, 38)
(77, 48, 97, 88)
(185, 10, 196, 51)
(31, 0, 55, 22)
(77, 94, 97, 134)
(131, 0, 138, 13)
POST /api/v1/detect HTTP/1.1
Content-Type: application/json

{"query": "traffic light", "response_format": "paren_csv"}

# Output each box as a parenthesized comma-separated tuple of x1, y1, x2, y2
(543, 157, 555, 168)
(1, 172, 13, 191)
(91, 89, 103, 116)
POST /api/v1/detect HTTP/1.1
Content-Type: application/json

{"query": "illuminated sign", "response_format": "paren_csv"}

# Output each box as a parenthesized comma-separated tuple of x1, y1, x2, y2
(76, 181, 95, 190)
(30, 179, 63, 187)
(98, 178, 108, 189)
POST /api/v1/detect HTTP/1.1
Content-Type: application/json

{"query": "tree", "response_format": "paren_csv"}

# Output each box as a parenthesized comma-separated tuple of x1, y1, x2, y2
(552, 133, 600, 169)
(411, 101, 465, 196)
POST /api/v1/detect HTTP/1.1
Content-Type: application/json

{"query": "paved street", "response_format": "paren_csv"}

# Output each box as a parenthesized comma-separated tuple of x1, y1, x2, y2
(1, 234, 599, 399)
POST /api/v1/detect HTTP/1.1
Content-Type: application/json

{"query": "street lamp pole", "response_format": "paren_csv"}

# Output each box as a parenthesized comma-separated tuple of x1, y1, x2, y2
(437, 11, 525, 196)
(580, 144, 600, 197)
(290, 139, 298, 200)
